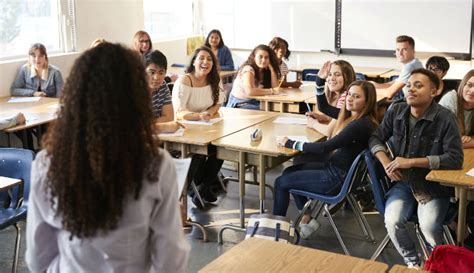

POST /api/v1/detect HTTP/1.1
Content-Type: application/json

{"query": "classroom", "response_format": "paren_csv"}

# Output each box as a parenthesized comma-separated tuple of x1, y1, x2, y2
(1, 0, 474, 272)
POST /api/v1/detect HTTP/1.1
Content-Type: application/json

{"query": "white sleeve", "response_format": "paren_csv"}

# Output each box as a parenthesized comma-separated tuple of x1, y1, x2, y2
(171, 78, 191, 113)
(438, 90, 458, 114)
(217, 80, 226, 105)
(149, 152, 190, 273)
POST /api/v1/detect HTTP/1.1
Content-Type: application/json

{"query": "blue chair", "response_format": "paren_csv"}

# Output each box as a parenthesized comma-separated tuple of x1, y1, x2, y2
(363, 150, 455, 261)
(356, 73, 367, 81)
(289, 151, 373, 255)
(302, 69, 319, 81)
(171, 63, 185, 68)
(389, 75, 399, 82)
(0, 148, 34, 273)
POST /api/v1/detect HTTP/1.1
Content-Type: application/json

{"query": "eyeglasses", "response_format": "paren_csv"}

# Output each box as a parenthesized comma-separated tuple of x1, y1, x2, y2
(427, 66, 443, 73)
(139, 39, 150, 44)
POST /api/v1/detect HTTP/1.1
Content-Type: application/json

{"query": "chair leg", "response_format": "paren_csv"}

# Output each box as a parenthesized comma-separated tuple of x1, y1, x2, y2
(217, 171, 227, 193)
(324, 204, 350, 255)
(347, 193, 375, 242)
(371, 233, 391, 260)
(415, 224, 430, 261)
(12, 223, 21, 273)
(190, 181, 205, 208)
(443, 225, 455, 245)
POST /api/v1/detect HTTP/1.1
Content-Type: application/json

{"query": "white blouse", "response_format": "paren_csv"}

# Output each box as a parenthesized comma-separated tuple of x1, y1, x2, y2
(172, 75, 225, 114)
(26, 150, 190, 273)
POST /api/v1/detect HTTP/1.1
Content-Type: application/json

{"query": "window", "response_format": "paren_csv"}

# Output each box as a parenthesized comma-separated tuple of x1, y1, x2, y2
(0, 0, 76, 60)
(143, 0, 194, 40)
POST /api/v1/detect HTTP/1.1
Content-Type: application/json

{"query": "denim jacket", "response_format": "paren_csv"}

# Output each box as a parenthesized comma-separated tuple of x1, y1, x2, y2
(11, 64, 64, 97)
(369, 101, 463, 203)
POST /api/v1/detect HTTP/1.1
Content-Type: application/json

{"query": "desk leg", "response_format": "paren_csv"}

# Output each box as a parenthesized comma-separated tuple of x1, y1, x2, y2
(239, 151, 246, 228)
(264, 101, 269, 112)
(457, 187, 468, 246)
(280, 102, 284, 113)
(259, 154, 265, 213)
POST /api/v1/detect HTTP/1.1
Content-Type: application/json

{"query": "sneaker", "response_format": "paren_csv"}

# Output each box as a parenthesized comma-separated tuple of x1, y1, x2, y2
(299, 219, 320, 239)
(406, 262, 421, 270)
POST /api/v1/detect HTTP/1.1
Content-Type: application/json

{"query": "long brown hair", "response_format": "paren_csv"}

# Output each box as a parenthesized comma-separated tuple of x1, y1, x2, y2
(332, 81, 378, 137)
(185, 46, 221, 106)
(456, 69, 474, 135)
(240, 44, 281, 88)
(43, 43, 160, 239)
(325, 60, 356, 105)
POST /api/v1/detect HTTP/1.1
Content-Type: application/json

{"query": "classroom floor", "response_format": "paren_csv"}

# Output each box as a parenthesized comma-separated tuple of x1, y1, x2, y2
(0, 161, 407, 273)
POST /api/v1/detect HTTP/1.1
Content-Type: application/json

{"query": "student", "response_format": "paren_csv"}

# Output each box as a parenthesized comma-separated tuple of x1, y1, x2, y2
(133, 30, 152, 56)
(369, 68, 463, 268)
(204, 29, 235, 71)
(306, 60, 356, 124)
(144, 50, 183, 133)
(0, 113, 25, 130)
(425, 56, 455, 102)
(274, 81, 378, 238)
(439, 69, 474, 148)
(227, 44, 281, 110)
(268, 37, 302, 88)
(25, 43, 189, 272)
(172, 46, 225, 207)
(11, 43, 64, 97)
(371, 35, 423, 100)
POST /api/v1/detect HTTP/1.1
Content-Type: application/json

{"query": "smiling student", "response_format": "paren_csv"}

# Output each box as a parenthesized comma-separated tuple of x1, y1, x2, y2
(204, 29, 234, 71)
(11, 43, 64, 97)
(227, 44, 281, 110)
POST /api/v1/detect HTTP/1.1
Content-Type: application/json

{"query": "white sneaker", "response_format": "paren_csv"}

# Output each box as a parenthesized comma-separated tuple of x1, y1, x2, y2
(299, 219, 320, 239)
(406, 262, 421, 270)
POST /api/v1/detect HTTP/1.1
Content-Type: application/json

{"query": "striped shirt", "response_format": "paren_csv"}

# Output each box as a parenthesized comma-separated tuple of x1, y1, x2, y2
(152, 82, 172, 118)
(280, 61, 289, 77)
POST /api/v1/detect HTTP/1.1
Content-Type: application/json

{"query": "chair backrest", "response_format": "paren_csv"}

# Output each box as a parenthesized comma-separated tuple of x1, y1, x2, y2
(355, 73, 367, 81)
(0, 148, 34, 208)
(302, 69, 319, 81)
(363, 149, 392, 215)
(389, 75, 399, 82)
(444, 79, 461, 92)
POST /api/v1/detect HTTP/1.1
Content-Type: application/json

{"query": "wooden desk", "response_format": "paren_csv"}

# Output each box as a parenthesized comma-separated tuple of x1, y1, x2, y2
(389, 264, 428, 273)
(212, 113, 325, 229)
(289, 64, 394, 79)
(0, 176, 22, 192)
(426, 149, 474, 246)
(0, 97, 59, 132)
(249, 81, 316, 113)
(199, 238, 388, 273)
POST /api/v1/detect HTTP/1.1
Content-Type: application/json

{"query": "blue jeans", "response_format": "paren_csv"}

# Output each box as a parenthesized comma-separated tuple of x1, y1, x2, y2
(226, 94, 260, 110)
(384, 181, 450, 265)
(273, 162, 346, 216)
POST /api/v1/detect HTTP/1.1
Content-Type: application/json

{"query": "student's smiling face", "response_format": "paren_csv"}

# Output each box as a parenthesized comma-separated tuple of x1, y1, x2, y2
(395, 42, 415, 64)
(405, 73, 436, 107)
(208, 33, 221, 48)
(254, 49, 270, 69)
(193, 50, 213, 75)
(462, 76, 474, 106)
(327, 64, 345, 93)
(146, 63, 166, 91)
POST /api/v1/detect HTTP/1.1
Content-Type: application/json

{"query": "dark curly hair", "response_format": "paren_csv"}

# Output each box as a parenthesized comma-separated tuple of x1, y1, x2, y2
(241, 44, 281, 88)
(185, 46, 221, 106)
(42, 43, 161, 239)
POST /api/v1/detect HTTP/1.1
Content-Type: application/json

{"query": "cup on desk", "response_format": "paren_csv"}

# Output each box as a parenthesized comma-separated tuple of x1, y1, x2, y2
(250, 128, 263, 142)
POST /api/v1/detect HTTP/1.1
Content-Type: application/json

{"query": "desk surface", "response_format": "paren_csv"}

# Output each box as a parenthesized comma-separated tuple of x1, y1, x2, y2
(0, 96, 59, 132)
(426, 149, 474, 188)
(212, 113, 325, 157)
(198, 238, 388, 273)
(289, 64, 394, 78)
(249, 81, 316, 103)
(159, 108, 278, 146)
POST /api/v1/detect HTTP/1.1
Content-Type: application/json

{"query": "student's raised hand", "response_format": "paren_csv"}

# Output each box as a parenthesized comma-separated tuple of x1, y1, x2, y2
(317, 61, 331, 79)
(276, 136, 289, 147)
(15, 113, 26, 124)
(33, 91, 46, 97)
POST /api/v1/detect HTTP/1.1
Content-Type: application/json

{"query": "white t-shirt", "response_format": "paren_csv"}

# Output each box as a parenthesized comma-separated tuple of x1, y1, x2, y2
(172, 75, 225, 113)
(439, 90, 474, 134)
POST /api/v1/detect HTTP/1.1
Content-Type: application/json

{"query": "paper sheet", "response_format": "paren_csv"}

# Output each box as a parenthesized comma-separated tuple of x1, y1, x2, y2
(158, 128, 185, 138)
(273, 117, 307, 125)
(8, 97, 41, 103)
(180, 118, 222, 126)
(173, 158, 192, 198)
(466, 168, 474, 177)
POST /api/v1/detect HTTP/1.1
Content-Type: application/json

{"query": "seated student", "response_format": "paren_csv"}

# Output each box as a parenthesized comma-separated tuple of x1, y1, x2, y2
(369, 68, 463, 268)
(306, 60, 356, 125)
(25, 43, 189, 272)
(268, 37, 302, 88)
(273, 81, 378, 239)
(226, 44, 281, 110)
(439, 69, 474, 148)
(0, 113, 25, 130)
(144, 50, 183, 133)
(204, 29, 234, 71)
(425, 56, 456, 102)
(132, 30, 153, 56)
(371, 35, 423, 100)
(11, 43, 64, 97)
(172, 46, 225, 207)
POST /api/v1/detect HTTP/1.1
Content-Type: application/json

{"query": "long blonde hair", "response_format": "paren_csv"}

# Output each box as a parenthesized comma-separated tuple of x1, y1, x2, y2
(456, 69, 474, 135)
(331, 81, 378, 138)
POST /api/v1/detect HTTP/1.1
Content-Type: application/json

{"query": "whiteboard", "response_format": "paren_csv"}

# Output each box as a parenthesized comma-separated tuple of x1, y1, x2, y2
(341, 0, 472, 54)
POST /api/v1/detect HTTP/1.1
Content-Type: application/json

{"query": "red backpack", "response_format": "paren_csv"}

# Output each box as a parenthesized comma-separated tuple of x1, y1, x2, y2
(424, 245, 474, 273)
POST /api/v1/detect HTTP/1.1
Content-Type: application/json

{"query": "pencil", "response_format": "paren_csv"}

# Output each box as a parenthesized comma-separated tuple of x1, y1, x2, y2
(277, 76, 285, 88)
